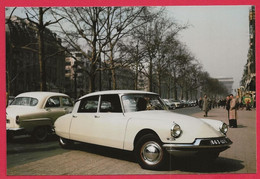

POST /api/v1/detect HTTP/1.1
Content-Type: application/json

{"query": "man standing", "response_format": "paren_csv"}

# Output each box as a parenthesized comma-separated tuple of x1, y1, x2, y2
(226, 95, 231, 124)
(202, 94, 209, 117)
(229, 94, 238, 128)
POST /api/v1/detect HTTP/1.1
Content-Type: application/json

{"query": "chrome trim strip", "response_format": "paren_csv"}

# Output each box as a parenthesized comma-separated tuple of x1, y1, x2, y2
(163, 137, 232, 149)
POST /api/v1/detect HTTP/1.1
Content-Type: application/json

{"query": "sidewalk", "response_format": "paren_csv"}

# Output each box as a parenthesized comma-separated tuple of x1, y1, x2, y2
(191, 107, 257, 173)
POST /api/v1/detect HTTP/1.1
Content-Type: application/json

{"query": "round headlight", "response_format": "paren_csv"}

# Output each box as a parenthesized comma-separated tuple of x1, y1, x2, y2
(171, 123, 182, 138)
(220, 123, 228, 134)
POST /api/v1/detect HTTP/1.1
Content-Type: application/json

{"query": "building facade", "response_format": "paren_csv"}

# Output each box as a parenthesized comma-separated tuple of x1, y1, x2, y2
(244, 6, 256, 92)
(6, 16, 66, 96)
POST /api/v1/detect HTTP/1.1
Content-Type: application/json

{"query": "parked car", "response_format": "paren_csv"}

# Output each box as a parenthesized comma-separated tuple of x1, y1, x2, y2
(6, 92, 73, 141)
(162, 99, 176, 110)
(169, 99, 182, 108)
(54, 90, 232, 170)
(7, 96, 15, 106)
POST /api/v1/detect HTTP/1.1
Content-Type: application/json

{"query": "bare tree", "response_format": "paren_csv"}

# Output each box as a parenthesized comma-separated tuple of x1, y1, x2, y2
(51, 7, 150, 92)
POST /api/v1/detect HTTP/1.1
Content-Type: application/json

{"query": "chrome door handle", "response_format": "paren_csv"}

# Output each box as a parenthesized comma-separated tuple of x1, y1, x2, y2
(94, 115, 100, 118)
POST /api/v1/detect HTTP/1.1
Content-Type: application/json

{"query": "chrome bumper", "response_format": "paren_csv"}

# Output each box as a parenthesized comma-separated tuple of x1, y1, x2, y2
(163, 137, 232, 156)
(6, 127, 24, 131)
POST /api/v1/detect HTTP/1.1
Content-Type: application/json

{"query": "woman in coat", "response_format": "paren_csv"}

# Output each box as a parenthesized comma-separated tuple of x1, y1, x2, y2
(229, 94, 238, 128)
(202, 95, 209, 117)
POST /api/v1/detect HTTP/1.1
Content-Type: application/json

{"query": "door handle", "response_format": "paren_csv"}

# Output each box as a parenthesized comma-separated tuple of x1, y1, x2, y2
(94, 115, 100, 118)
(72, 115, 77, 118)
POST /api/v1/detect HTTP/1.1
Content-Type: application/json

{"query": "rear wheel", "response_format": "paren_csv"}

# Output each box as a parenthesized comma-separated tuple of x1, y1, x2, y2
(135, 134, 169, 170)
(32, 126, 48, 142)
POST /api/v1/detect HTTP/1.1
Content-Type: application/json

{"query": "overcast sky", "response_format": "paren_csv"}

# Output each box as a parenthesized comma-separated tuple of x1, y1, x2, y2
(6, 6, 251, 91)
(166, 6, 251, 91)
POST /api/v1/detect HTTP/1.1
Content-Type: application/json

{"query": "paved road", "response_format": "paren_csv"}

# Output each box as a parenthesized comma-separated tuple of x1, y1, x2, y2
(6, 107, 256, 175)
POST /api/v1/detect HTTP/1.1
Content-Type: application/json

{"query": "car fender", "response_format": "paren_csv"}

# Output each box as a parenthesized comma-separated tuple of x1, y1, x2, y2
(19, 117, 53, 133)
(123, 116, 172, 151)
(200, 118, 225, 133)
(54, 114, 73, 139)
(123, 112, 226, 151)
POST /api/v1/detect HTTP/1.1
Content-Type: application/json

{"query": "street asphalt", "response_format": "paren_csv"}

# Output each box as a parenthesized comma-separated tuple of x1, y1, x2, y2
(6, 107, 257, 176)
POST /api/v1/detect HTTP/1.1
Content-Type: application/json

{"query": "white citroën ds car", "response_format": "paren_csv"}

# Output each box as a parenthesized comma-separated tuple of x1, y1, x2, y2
(6, 92, 73, 141)
(54, 90, 232, 170)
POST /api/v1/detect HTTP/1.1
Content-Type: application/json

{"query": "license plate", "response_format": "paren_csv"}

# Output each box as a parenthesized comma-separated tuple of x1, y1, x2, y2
(210, 139, 228, 145)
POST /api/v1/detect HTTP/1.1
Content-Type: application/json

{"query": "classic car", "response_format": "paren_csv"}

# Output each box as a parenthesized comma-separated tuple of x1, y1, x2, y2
(54, 90, 232, 170)
(162, 99, 176, 110)
(6, 92, 73, 141)
(169, 99, 182, 108)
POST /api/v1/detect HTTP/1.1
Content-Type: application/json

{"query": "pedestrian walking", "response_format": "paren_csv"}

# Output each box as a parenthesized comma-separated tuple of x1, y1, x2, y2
(226, 95, 231, 123)
(229, 94, 238, 128)
(202, 94, 209, 117)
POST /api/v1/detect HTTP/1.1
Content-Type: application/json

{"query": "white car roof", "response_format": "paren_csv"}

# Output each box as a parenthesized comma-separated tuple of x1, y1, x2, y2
(16, 91, 69, 99)
(79, 90, 158, 99)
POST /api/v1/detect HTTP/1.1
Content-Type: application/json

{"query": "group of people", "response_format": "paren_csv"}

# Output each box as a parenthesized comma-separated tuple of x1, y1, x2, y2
(201, 94, 238, 128)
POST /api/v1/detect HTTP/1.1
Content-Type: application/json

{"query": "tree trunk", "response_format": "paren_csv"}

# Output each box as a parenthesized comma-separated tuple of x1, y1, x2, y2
(157, 69, 161, 96)
(148, 58, 153, 92)
(111, 68, 117, 90)
(38, 8, 46, 91)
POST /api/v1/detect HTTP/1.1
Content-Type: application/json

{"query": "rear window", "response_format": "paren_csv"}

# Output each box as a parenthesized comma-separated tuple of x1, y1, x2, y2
(11, 97, 38, 106)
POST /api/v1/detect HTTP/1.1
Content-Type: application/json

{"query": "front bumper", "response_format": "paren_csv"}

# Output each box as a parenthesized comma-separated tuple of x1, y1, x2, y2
(7, 127, 26, 136)
(163, 137, 232, 156)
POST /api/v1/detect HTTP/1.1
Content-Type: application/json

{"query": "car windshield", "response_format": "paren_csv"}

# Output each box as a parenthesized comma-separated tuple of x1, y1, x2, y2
(11, 97, 38, 106)
(122, 94, 166, 112)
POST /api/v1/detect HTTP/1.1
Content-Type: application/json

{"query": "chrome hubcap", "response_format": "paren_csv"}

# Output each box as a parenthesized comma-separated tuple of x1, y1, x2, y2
(60, 138, 66, 145)
(141, 141, 163, 165)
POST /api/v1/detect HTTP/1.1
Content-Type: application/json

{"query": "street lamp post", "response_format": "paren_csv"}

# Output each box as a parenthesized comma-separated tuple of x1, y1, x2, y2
(73, 61, 78, 99)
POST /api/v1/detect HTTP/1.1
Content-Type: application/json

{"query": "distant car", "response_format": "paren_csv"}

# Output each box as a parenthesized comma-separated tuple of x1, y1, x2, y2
(188, 100, 197, 107)
(169, 99, 182, 108)
(55, 90, 232, 170)
(181, 100, 189, 107)
(162, 99, 176, 110)
(6, 92, 73, 141)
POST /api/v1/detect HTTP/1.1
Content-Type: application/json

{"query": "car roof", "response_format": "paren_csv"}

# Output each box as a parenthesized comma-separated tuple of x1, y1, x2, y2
(79, 90, 158, 99)
(16, 91, 69, 100)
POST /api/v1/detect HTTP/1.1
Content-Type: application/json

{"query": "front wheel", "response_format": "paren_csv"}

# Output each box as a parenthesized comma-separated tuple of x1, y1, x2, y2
(134, 134, 169, 170)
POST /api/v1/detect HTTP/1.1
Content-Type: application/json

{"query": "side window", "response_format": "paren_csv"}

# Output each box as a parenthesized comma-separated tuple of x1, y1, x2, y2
(45, 97, 61, 108)
(62, 97, 73, 107)
(78, 96, 99, 113)
(100, 94, 122, 113)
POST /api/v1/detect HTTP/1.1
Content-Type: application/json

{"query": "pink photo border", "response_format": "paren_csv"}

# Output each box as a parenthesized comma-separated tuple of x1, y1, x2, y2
(0, 0, 258, 179)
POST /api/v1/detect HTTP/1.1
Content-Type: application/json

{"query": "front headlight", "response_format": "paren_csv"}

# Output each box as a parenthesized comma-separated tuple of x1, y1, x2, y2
(171, 123, 182, 138)
(220, 123, 228, 135)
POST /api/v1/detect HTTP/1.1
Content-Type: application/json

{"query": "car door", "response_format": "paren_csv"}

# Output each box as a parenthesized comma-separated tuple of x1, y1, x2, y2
(61, 96, 73, 114)
(69, 95, 99, 144)
(92, 94, 127, 149)
(44, 96, 66, 123)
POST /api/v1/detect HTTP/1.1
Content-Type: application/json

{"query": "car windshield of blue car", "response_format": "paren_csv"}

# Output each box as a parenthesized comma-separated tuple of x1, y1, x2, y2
(11, 97, 38, 106)
(122, 94, 166, 112)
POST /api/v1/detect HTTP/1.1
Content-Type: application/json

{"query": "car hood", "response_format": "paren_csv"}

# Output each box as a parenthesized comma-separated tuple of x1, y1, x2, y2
(125, 110, 224, 142)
